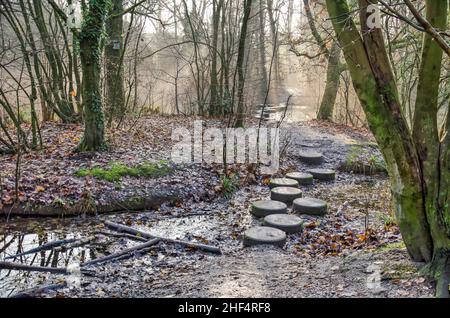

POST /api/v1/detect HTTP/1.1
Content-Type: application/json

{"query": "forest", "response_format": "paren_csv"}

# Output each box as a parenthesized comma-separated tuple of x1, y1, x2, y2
(0, 0, 449, 300)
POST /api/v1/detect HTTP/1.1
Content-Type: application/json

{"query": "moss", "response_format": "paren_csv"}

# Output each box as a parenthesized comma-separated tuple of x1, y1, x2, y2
(51, 197, 66, 208)
(382, 262, 418, 280)
(378, 241, 406, 252)
(74, 160, 172, 182)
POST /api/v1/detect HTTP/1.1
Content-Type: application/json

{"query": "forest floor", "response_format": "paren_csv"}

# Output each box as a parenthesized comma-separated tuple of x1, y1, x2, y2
(0, 116, 434, 297)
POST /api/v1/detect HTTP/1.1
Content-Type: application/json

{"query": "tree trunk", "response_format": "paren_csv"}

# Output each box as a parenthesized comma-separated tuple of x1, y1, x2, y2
(258, 0, 268, 102)
(105, 0, 125, 127)
(209, 0, 224, 116)
(317, 41, 341, 121)
(234, 0, 253, 127)
(326, 0, 450, 297)
(411, 0, 450, 298)
(32, 0, 76, 122)
(77, 0, 109, 152)
(303, 0, 341, 121)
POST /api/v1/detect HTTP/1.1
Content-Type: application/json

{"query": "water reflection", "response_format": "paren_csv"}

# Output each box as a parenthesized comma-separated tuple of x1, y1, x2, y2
(0, 230, 95, 297)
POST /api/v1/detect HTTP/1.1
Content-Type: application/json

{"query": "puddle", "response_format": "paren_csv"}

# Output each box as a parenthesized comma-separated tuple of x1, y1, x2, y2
(254, 103, 315, 123)
(0, 209, 241, 297)
(143, 215, 223, 241)
(0, 220, 100, 297)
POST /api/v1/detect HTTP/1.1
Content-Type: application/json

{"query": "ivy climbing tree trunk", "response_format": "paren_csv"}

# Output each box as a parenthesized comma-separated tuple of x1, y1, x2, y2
(77, 0, 110, 152)
(105, 0, 125, 127)
(326, 0, 450, 297)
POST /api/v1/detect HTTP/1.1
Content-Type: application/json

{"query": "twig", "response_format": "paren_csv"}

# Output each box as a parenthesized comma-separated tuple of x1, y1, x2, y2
(95, 230, 148, 242)
(0, 261, 94, 275)
(5, 238, 77, 259)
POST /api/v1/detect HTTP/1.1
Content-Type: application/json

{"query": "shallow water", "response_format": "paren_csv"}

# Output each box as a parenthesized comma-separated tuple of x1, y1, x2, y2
(0, 211, 236, 297)
(0, 228, 97, 297)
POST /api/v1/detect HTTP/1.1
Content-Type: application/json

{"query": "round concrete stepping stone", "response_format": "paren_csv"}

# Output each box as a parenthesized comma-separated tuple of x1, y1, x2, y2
(308, 168, 336, 181)
(263, 214, 303, 234)
(293, 197, 328, 216)
(251, 200, 288, 217)
(243, 226, 286, 247)
(270, 187, 302, 204)
(269, 177, 299, 189)
(298, 151, 323, 164)
(285, 172, 314, 185)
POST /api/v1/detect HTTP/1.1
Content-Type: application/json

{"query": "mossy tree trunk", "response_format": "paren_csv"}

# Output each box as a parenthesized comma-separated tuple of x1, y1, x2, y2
(77, 0, 109, 152)
(105, 0, 125, 127)
(317, 41, 342, 121)
(303, 0, 342, 121)
(326, 0, 449, 297)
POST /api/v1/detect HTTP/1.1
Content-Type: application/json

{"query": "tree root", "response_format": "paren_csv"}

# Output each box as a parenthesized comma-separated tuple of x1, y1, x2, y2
(420, 250, 450, 298)
(434, 255, 450, 298)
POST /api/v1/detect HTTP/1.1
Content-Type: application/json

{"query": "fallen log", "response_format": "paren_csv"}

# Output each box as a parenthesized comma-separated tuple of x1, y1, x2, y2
(0, 261, 95, 275)
(104, 220, 222, 254)
(5, 238, 77, 259)
(9, 283, 67, 298)
(1, 187, 183, 217)
(82, 238, 160, 267)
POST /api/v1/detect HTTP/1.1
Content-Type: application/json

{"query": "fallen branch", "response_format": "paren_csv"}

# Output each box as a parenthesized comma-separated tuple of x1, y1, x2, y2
(9, 282, 67, 298)
(111, 246, 156, 263)
(0, 261, 94, 275)
(5, 238, 77, 259)
(104, 221, 222, 254)
(82, 238, 160, 267)
(53, 237, 94, 252)
(95, 230, 148, 242)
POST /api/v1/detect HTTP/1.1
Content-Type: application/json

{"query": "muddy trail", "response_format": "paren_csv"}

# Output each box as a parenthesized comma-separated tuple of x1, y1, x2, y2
(0, 122, 434, 298)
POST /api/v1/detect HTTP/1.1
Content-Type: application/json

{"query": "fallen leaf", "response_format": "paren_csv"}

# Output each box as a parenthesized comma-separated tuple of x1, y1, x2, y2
(36, 185, 45, 192)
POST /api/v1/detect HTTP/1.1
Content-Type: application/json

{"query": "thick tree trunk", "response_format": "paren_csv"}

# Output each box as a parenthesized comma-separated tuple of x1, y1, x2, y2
(77, 0, 108, 152)
(317, 41, 341, 121)
(105, 0, 125, 127)
(326, 0, 450, 297)
(411, 0, 450, 298)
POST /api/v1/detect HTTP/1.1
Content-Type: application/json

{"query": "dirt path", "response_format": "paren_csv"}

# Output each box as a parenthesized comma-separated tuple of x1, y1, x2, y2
(0, 121, 434, 298)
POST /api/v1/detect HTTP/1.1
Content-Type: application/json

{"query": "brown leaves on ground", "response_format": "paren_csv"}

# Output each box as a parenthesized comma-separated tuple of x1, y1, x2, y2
(0, 116, 227, 211)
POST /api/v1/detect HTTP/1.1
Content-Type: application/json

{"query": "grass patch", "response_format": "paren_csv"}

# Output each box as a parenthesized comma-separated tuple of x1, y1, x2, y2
(220, 175, 239, 198)
(379, 212, 398, 227)
(341, 145, 387, 175)
(75, 160, 172, 182)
